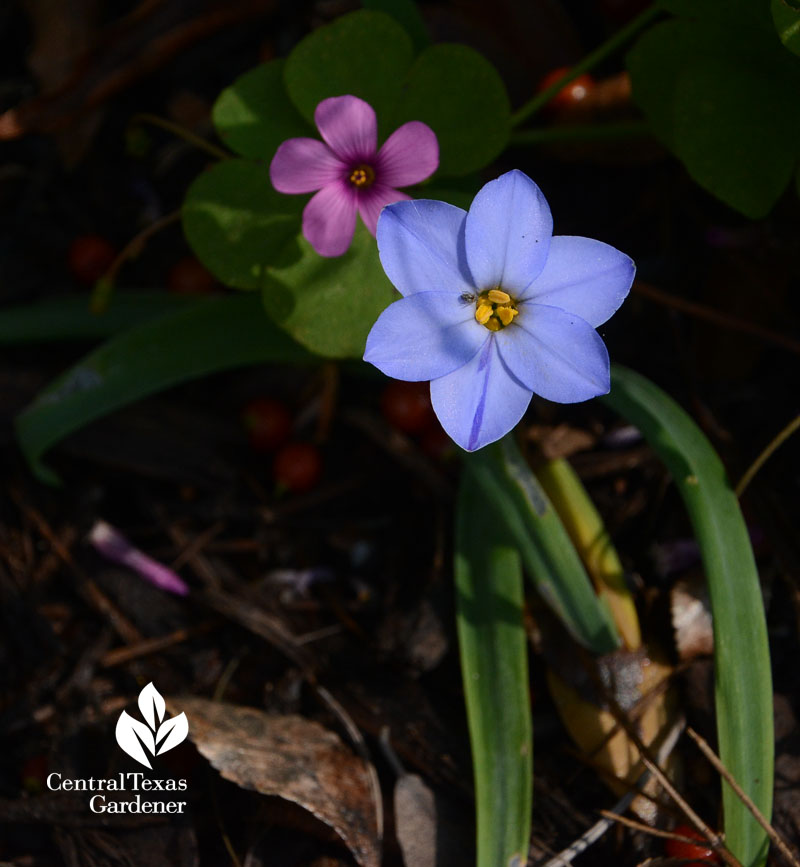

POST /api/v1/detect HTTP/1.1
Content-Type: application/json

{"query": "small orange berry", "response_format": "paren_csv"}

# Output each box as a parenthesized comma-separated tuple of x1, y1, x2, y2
(242, 398, 292, 453)
(665, 825, 721, 865)
(537, 67, 595, 113)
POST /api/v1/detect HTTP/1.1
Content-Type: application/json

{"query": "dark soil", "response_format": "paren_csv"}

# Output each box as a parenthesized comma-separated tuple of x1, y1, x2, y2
(1, 1, 799, 865)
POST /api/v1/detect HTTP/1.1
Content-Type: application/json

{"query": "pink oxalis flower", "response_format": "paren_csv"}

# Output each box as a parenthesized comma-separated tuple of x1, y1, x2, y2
(270, 95, 439, 257)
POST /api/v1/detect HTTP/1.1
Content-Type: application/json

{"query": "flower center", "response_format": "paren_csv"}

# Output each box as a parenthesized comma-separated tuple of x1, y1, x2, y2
(348, 164, 376, 189)
(475, 289, 519, 331)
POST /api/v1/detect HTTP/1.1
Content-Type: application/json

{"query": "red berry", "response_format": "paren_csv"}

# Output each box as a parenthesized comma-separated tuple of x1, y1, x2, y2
(537, 67, 595, 113)
(167, 256, 216, 294)
(665, 825, 721, 864)
(381, 381, 434, 434)
(242, 398, 292, 453)
(67, 234, 116, 284)
(274, 442, 322, 493)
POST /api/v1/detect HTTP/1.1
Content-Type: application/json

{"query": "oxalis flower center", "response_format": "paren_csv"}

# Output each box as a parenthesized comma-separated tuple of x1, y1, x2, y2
(475, 288, 519, 332)
(348, 164, 376, 189)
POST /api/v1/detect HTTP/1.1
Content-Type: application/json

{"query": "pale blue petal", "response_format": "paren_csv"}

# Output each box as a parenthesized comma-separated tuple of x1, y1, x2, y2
(364, 291, 488, 381)
(496, 303, 610, 403)
(430, 338, 532, 452)
(376, 199, 474, 297)
(519, 236, 635, 326)
(464, 170, 553, 294)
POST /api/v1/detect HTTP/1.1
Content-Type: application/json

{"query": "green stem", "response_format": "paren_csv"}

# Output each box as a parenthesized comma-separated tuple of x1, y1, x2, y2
(510, 4, 661, 128)
(509, 121, 650, 146)
(131, 113, 231, 161)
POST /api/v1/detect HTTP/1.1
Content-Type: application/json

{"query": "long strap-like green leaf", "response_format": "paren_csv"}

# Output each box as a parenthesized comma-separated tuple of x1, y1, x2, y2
(603, 364, 772, 867)
(0, 291, 191, 344)
(15, 293, 312, 484)
(456, 472, 532, 867)
(465, 439, 620, 655)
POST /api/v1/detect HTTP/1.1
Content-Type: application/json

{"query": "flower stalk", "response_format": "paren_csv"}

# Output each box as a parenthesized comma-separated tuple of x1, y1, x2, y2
(510, 4, 661, 128)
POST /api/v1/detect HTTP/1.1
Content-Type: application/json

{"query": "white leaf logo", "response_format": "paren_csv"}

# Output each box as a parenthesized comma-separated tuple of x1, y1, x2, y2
(138, 681, 165, 730)
(156, 712, 189, 755)
(115, 683, 188, 769)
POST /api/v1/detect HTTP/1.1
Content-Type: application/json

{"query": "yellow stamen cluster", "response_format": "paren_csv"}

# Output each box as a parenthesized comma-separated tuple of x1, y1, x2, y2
(475, 288, 519, 332)
(349, 164, 375, 188)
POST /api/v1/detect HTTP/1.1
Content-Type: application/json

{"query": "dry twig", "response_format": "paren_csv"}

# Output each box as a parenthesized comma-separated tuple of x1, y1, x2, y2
(633, 280, 800, 357)
(539, 716, 684, 867)
(687, 727, 800, 867)
(11, 492, 143, 645)
(580, 656, 743, 867)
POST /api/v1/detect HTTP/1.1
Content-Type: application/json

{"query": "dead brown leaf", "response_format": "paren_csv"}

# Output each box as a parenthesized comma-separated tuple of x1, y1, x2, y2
(170, 697, 381, 867)
(671, 575, 714, 661)
(546, 644, 678, 825)
(394, 774, 436, 867)
(392, 771, 473, 867)
(526, 423, 596, 460)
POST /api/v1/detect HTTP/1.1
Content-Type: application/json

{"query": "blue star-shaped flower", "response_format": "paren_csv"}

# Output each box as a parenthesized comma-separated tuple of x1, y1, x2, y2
(364, 170, 635, 451)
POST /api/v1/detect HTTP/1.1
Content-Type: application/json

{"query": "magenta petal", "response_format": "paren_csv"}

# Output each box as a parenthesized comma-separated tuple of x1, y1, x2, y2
(358, 185, 410, 236)
(375, 121, 439, 188)
(303, 181, 358, 257)
(270, 138, 345, 194)
(314, 95, 377, 162)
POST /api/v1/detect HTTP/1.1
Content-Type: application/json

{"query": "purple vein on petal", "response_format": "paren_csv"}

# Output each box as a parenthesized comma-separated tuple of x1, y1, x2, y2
(468, 340, 494, 451)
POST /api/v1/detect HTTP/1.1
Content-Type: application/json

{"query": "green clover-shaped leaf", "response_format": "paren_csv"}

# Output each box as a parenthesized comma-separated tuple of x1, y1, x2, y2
(361, 0, 430, 53)
(628, 17, 800, 217)
(212, 60, 313, 161)
(261, 222, 397, 359)
(391, 44, 511, 176)
(182, 160, 302, 290)
(772, 0, 800, 56)
(284, 11, 415, 138)
(283, 10, 510, 175)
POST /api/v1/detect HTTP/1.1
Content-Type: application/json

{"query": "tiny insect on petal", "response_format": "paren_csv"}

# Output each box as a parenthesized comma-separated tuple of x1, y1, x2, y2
(364, 170, 634, 451)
